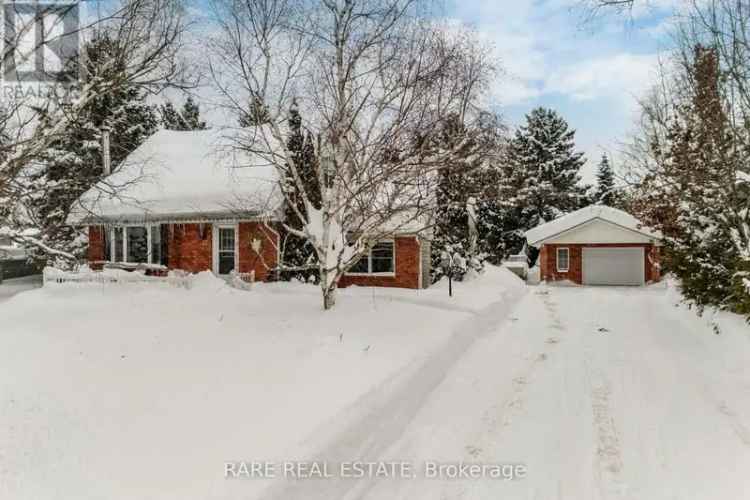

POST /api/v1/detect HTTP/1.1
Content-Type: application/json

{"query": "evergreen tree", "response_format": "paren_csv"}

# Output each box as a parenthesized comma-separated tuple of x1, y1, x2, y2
(429, 114, 486, 282)
(181, 97, 207, 130)
(28, 33, 159, 262)
(482, 107, 588, 262)
(278, 99, 321, 281)
(594, 153, 619, 206)
(635, 46, 748, 316)
(160, 96, 207, 130)
(239, 96, 271, 127)
(160, 101, 183, 130)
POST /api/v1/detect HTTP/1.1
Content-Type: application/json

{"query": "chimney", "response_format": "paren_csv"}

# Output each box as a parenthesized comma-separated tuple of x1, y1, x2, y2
(102, 128, 111, 175)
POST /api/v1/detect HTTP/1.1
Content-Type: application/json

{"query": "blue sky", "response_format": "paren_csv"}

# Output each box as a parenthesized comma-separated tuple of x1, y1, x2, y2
(185, 0, 677, 182)
(444, 0, 677, 180)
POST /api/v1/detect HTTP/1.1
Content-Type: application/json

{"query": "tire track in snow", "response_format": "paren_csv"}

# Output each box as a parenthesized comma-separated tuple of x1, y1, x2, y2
(258, 289, 528, 500)
(584, 357, 628, 500)
(576, 288, 630, 500)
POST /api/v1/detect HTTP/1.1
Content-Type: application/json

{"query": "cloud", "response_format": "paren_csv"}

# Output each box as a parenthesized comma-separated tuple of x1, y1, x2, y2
(544, 53, 659, 104)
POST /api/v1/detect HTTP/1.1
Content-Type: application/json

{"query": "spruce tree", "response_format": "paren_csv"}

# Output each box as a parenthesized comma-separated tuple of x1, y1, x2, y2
(28, 33, 158, 262)
(429, 114, 485, 282)
(594, 153, 619, 206)
(161, 97, 207, 130)
(239, 96, 271, 127)
(278, 99, 321, 281)
(490, 107, 588, 261)
(181, 97, 207, 130)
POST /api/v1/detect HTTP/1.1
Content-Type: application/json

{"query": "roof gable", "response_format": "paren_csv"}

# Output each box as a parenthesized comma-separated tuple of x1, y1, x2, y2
(543, 218, 655, 244)
(69, 127, 283, 223)
(525, 205, 662, 246)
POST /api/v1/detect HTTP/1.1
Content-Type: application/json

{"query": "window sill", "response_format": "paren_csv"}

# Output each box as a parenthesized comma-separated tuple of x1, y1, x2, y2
(345, 272, 396, 277)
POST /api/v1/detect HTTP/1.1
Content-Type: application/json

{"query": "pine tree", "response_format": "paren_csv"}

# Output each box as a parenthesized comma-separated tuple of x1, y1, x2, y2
(278, 99, 321, 281)
(594, 154, 619, 206)
(27, 33, 158, 262)
(485, 107, 588, 262)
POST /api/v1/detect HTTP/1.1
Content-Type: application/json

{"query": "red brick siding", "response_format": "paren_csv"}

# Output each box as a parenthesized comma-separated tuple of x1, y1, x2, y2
(339, 236, 421, 289)
(238, 222, 279, 281)
(88, 226, 106, 266)
(87, 222, 281, 280)
(167, 223, 213, 273)
(539, 243, 661, 285)
(646, 245, 661, 282)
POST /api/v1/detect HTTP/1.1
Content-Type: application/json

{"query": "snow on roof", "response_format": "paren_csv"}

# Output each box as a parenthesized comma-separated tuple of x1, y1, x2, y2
(524, 205, 662, 246)
(0, 245, 27, 259)
(69, 127, 283, 223)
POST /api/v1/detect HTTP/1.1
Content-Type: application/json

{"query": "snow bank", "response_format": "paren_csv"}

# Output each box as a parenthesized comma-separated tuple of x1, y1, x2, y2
(0, 267, 527, 500)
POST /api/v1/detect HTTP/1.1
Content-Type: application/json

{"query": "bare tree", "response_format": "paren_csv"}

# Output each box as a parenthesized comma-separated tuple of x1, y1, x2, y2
(209, 0, 496, 309)
(0, 0, 192, 263)
(622, 0, 750, 315)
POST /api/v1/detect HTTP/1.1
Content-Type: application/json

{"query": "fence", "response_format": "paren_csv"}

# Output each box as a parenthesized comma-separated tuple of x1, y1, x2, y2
(43, 267, 192, 288)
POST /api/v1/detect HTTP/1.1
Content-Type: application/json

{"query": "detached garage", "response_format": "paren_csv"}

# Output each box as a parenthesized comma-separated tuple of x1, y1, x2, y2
(525, 205, 663, 286)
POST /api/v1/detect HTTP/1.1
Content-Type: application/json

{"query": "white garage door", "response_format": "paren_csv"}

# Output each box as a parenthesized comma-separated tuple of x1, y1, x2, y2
(582, 247, 645, 286)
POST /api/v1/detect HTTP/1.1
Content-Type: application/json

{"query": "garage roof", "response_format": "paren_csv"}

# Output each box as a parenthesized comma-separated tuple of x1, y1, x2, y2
(525, 205, 662, 246)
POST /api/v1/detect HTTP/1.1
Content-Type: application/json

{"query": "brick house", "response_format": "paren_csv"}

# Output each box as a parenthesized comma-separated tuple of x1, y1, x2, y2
(70, 128, 431, 289)
(525, 205, 662, 286)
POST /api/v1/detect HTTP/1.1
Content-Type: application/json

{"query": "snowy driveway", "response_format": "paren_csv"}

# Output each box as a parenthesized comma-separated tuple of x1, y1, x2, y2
(262, 285, 750, 500)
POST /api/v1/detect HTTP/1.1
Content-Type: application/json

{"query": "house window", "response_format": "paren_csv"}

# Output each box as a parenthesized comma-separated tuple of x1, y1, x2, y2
(127, 226, 148, 263)
(106, 225, 165, 265)
(218, 226, 236, 275)
(348, 241, 395, 275)
(556, 247, 569, 272)
(151, 225, 162, 265)
(114, 227, 124, 262)
(103, 227, 111, 261)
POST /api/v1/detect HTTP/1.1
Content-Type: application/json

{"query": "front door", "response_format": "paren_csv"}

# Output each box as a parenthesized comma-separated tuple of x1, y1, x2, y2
(216, 226, 236, 275)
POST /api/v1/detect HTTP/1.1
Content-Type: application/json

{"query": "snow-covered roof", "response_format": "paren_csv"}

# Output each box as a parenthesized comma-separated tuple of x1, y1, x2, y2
(524, 205, 662, 246)
(0, 245, 27, 260)
(69, 127, 283, 224)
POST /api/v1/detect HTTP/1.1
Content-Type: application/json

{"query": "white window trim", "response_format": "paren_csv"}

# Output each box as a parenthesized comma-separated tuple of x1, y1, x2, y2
(345, 240, 396, 277)
(108, 224, 160, 265)
(212, 223, 239, 275)
(556, 247, 570, 272)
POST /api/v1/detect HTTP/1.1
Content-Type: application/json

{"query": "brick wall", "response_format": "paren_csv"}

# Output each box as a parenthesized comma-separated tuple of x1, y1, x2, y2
(167, 223, 213, 273)
(339, 236, 421, 289)
(238, 222, 279, 281)
(88, 226, 106, 263)
(539, 243, 661, 285)
(88, 222, 281, 280)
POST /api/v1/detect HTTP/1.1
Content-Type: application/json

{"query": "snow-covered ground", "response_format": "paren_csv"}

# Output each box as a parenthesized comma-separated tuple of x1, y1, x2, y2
(0, 274, 41, 303)
(1, 270, 748, 500)
(0, 267, 524, 500)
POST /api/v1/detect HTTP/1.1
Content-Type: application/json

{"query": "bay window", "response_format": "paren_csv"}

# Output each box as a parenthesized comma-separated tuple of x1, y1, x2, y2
(106, 225, 166, 265)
